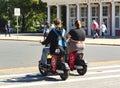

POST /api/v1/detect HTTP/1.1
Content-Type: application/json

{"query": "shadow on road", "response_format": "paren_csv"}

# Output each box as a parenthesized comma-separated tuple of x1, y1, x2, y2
(2, 73, 62, 83)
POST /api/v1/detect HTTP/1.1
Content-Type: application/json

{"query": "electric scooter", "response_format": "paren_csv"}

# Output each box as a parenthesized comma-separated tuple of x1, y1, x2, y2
(38, 46, 70, 80)
(68, 50, 87, 75)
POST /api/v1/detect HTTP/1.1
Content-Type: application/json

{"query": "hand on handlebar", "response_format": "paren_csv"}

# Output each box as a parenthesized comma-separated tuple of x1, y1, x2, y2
(39, 40, 49, 47)
(39, 40, 42, 43)
(39, 40, 44, 45)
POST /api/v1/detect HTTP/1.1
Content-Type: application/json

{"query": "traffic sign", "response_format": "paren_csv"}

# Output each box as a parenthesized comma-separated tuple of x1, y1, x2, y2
(14, 8, 20, 16)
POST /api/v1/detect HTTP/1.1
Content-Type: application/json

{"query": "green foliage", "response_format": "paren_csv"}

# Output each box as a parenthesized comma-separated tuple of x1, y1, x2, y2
(0, 18, 7, 33)
(0, 0, 47, 33)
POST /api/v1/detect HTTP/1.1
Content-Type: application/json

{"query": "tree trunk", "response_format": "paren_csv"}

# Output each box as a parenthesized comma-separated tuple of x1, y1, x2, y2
(21, 15, 26, 32)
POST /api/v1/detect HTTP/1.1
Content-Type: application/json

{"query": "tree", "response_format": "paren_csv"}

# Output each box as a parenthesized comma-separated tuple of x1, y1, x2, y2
(9, 0, 47, 32)
(0, 0, 47, 32)
(0, 0, 8, 32)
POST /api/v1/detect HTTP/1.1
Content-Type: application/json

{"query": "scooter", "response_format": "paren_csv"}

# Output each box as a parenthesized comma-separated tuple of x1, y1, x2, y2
(68, 50, 87, 75)
(38, 46, 70, 80)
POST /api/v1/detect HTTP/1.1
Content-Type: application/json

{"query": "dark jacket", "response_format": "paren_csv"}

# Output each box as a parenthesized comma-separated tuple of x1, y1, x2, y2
(42, 28, 66, 55)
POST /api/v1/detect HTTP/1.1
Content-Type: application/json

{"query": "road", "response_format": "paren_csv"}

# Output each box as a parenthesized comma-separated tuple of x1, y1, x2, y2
(84, 44, 120, 61)
(0, 40, 120, 69)
(0, 64, 120, 88)
(0, 40, 43, 69)
(0, 40, 120, 88)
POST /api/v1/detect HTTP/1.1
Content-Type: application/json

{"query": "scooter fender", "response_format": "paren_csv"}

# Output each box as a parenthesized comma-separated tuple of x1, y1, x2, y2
(74, 59, 87, 70)
(56, 62, 70, 74)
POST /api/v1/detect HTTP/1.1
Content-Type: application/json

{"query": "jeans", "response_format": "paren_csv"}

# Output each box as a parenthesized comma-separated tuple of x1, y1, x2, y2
(5, 29, 11, 37)
(102, 32, 106, 37)
(93, 30, 99, 38)
(40, 47, 50, 64)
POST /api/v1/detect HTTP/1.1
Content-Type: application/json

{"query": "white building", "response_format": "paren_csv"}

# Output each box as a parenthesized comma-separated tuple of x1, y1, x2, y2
(41, 0, 120, 36)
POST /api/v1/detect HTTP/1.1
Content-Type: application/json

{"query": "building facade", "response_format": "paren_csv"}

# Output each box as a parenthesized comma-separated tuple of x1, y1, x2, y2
(42, 0, 120, 36)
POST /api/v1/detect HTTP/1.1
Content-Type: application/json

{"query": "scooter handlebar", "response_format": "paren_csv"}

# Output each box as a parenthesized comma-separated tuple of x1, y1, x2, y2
(40, 40, 49, 47)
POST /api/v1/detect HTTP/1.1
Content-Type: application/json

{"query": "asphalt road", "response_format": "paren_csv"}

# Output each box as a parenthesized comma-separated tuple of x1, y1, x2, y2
(0, 40, 120, 88)
(84, 44, 120, 61)
(0, 64, 120, 88)
(0, 40, 43, 69)
(0, 40, 120, 69)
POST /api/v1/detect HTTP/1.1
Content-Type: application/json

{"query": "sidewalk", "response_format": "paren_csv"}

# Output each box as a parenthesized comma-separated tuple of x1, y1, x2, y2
(0, 33, 42, 42)
(0, 33, 120, 46)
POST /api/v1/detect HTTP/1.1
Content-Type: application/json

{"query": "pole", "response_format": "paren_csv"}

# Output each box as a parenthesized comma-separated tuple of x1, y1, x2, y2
(17, 16, 18, 38)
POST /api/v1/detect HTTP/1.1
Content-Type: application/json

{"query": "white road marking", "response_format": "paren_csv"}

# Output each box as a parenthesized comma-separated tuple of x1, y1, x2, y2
(0, 65, 120, 88)
(88, 65, 120, 70)
(87, 69, 120, 75)
(0, 65, 120, 78)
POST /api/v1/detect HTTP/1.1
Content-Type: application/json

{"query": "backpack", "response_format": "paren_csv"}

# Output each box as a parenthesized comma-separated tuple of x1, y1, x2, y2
(53, 29, 67, 56)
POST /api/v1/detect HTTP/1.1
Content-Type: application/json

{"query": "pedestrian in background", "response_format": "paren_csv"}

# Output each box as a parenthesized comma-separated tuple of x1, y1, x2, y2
(92, 20, 99, 39)
(100, 22, 107, 38)
(43, 22, 51, 40)
(50, 23, 55, 29)
(5, 21, 11, 37)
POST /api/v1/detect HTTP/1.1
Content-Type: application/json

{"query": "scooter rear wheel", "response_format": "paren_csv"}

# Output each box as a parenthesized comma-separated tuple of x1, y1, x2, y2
(75, 57, 87, 75)
(77, 65, 87, 75)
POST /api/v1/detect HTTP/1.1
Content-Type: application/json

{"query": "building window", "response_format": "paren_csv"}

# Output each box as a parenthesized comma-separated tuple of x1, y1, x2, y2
(81, 7, 87, 17)
(115, 6, 120, 29)
(92, 7, 98, 16)
(103, 6, 108, 16)
(80, 6, 87, 28)
(91, 6, 99, 23)
(70, 6, 77, 28)
(70, 7, 76, 17)
(115, 18, 119, 28)
(115, 6, 119, 16)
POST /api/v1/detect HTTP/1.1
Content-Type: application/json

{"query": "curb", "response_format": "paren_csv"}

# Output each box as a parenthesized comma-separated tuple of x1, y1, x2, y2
(0, 35, 120, 46)
(1, 38, 120, 46)
(85, 43, 120, 46)
(0, 38, 40, 42)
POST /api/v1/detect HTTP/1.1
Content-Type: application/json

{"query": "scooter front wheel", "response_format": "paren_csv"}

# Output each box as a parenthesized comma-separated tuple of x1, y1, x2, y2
(38, 64, 48, 76)
(60, 70, 69, 80)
